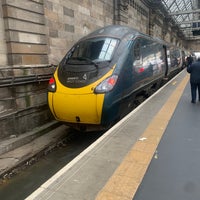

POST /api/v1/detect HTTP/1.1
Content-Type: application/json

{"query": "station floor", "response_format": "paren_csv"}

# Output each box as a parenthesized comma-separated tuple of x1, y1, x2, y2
(26, 69, 200, 200)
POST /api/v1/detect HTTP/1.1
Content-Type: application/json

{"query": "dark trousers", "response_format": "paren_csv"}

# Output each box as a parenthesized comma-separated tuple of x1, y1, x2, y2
(190, 82, 200, 102)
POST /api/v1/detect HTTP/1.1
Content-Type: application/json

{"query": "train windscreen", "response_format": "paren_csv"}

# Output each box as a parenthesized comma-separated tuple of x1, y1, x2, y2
(67, 37, 118, 63)
(57, 37, 119, 88)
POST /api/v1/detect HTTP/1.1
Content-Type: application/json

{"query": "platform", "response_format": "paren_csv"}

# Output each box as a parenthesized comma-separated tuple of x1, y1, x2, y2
(26, 69, 199, 200)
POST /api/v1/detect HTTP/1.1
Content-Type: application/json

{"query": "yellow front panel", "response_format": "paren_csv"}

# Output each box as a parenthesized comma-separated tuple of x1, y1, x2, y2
(52, 92, 104, 124)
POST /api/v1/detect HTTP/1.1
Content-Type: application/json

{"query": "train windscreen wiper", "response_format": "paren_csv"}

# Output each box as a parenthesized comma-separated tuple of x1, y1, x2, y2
(70, 57, 99, 69)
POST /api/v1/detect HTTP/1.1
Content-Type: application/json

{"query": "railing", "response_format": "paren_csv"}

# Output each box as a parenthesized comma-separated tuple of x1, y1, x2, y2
(0, 65, 57, 88)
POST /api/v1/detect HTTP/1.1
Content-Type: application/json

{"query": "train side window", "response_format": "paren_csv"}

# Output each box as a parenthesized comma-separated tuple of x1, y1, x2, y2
(133, 41, 141, 60)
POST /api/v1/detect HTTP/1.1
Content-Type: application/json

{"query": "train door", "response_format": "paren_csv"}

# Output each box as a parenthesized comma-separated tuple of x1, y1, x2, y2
(132, 38, 145, 89)
(132, 38, 167, 89)
(163, 45, 169, 77)
(181, 50, 186, 68)
(132, 38, 155, 89)
(167, 46, 182, 75)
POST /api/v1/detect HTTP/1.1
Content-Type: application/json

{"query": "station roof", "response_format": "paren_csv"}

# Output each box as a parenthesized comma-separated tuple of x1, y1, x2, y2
(143, 0, 200, 40)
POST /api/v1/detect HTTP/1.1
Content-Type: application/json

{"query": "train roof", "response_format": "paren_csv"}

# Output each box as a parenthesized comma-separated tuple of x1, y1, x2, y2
(79, 25, 170, 47)
(80, 25, 141, 41)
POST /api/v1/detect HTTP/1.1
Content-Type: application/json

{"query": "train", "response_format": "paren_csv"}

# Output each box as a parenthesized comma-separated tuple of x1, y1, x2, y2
(48, 25, 185, 131)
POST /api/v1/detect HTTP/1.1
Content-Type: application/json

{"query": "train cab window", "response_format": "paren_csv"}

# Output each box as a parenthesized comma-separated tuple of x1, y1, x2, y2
(67, 37, 118, 63)
(99, 38, 118, 61)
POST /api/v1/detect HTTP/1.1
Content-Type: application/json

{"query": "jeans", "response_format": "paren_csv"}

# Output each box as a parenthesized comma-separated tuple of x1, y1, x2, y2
(190, 82, 200, 102)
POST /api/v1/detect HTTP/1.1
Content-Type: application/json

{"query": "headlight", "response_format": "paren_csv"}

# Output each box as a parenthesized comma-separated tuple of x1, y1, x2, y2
(94, 75, 118, 93)
(48, 77, 56, 92)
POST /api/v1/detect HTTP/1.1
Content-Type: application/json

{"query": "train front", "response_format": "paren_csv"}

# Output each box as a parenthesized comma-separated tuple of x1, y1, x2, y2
(48, 35, 119, 131)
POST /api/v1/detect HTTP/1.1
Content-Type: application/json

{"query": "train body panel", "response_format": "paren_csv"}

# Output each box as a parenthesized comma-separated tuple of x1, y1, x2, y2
(48, 25, 184, 131)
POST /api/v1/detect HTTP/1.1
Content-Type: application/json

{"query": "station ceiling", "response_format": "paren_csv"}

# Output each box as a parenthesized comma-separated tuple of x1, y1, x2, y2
(143, 0, 200, 40)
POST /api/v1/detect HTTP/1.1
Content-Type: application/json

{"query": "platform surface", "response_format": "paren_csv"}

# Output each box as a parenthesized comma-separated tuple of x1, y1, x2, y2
(134, 73, 200, 200)
(26, 70, 197, 200)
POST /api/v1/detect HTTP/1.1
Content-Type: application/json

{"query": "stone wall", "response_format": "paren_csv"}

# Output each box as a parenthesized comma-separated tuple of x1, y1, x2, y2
(44, 0, 114, 64)
(3, 0, 48, 65)
(185, 39, 200, 52)
(0, 65, 55, 139)
(118, 0, 149, 34)
(0, 0, 7, 66)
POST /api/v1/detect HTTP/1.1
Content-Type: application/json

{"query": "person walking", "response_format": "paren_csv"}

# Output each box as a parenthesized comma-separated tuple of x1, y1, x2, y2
(187, 57, 200, 103)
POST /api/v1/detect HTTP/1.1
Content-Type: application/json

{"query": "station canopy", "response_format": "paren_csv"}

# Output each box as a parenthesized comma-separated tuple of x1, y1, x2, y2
(143, 0, 200, 40)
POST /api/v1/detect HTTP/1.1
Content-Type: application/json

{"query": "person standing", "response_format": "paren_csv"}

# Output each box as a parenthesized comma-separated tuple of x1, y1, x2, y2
(187, 57, 200, 103)
(186, 54, 193, 67)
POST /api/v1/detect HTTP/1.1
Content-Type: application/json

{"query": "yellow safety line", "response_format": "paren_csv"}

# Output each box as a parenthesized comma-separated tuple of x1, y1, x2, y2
(96, 74, 189, 200)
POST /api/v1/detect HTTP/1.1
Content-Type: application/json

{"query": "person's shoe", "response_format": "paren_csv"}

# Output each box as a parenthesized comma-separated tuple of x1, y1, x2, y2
(191, 100, 196, 104)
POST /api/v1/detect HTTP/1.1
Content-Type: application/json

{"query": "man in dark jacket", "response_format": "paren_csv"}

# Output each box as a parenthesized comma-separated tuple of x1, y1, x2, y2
(186, 55, 193, 67)
(187, 57, 200, 103)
